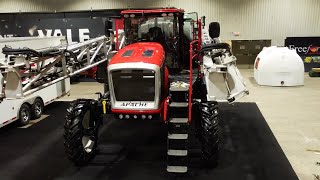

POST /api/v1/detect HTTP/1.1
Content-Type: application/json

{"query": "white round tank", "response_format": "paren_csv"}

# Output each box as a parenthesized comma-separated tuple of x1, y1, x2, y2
(254, 46, 304, 86)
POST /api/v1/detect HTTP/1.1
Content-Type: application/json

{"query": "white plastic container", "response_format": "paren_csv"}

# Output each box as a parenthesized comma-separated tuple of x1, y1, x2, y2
(254, 46, 304, 86)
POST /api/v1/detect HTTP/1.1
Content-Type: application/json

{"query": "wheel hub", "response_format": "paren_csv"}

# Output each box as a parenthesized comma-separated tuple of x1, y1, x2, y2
(21, 109, 29, 121)
(35, 102, 42, 116)
(81, 110, 95, 153)
(82, 136, 95, 153)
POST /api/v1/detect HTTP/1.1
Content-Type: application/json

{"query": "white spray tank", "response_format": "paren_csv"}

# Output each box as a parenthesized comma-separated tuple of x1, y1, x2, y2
(254, 46, 304, 86)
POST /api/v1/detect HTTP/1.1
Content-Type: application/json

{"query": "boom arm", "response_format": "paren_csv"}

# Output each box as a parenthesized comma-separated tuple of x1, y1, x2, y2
(0, 36, 116, 100)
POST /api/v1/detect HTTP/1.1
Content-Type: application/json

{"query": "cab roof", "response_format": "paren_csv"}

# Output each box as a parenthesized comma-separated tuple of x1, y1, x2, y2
(121, 8, 184, 15)
(109, 42, 165, 67)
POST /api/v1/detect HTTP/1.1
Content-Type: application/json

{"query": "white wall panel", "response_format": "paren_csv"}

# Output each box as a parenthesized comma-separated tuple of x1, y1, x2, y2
(0, 0, 319, 45)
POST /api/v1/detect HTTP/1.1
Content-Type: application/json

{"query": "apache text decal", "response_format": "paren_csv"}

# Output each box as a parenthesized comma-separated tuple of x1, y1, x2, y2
(0, 34, 14, 38)
(120, 102, 147, 107)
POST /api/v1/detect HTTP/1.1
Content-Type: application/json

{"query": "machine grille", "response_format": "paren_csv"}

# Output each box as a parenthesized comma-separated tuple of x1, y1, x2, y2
(112, 70, 155, 101)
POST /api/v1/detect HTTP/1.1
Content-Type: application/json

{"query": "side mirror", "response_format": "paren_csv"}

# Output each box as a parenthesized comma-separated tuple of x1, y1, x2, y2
(201, 16, 206, 27)
(96, 60, 108, 84)
(209, 22, 220, 39)
(105, 19, 113, 37)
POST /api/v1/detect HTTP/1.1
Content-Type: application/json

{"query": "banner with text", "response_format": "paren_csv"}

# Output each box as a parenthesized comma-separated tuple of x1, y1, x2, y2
(285, 37, 320, 72)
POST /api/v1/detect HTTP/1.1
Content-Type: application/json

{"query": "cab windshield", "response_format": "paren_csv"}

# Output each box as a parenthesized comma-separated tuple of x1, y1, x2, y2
(123, 13, 183, 70)
(124, 14, 179, 45)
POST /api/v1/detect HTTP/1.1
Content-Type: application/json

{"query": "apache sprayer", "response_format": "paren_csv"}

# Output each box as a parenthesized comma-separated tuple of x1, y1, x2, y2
(63, 8, 249, 173)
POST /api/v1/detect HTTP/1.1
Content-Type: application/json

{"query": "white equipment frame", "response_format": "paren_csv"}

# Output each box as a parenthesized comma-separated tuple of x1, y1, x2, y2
(0, 36, 113, 128)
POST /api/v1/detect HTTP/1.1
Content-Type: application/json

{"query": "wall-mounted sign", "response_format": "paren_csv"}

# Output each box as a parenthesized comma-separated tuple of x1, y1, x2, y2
(0, 17, 105, 43)
(285, 37, 320, 72)
(285, 37, 320, 55)
(0, 11, 121, 43)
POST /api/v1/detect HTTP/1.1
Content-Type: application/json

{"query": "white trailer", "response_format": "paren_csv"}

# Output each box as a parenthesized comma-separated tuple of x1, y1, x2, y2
(0, 36, 112, 128)
(0, 76, 70, 128)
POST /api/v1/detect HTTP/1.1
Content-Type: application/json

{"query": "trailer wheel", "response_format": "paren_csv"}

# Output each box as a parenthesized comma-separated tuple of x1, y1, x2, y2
(199, 101, 219, 163)
(18, 103, 31, 126)
(31, 98, 44, 119)
(63, 99, 101, 166)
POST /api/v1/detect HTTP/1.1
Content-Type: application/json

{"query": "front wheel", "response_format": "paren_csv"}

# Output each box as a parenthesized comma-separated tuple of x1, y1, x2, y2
(63, 99, 101, 166)
(18, 103, 31, 126)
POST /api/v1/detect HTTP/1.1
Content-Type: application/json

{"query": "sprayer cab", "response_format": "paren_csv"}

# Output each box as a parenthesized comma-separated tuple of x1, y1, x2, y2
(121, 8, 187, 69)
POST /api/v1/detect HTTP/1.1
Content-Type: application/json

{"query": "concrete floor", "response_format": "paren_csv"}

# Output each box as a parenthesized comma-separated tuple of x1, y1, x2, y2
(60, 69, 320, 180)
(239, 69, 320, 180)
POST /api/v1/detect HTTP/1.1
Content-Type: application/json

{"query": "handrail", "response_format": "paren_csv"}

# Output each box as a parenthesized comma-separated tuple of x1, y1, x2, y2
(189, 39, 200, 123)
(188, 18, 203, 123)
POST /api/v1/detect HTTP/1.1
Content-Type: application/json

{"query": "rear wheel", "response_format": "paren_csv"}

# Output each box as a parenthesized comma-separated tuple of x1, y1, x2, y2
(18, 103, 31, 126)
(31, 98, 44, 119)
(196, 101, 220, 163)
(64, 99, 101, 166)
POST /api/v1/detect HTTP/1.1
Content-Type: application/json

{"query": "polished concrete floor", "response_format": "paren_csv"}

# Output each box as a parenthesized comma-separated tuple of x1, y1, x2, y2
(60, 69, 320, 180)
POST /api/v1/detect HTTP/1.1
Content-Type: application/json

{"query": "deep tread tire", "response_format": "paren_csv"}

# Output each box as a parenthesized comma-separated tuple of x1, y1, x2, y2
(199, 101, 219, 162)
(63, 99, 100, 166)
(31, 98, 44, 119)
(18, 103, 31, 126)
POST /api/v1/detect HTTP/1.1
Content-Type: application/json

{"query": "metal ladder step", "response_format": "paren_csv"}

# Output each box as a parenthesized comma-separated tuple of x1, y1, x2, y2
(168, 149, 188, 156)
(167, 80, 189, 173)
(170, 118, 188, 124)
(169, 102, 188, 107)
(170, 81, 189, 92)
(168, 134, 188, 140)
(169, 87, 189, 92)
(167, 166, 188, 173)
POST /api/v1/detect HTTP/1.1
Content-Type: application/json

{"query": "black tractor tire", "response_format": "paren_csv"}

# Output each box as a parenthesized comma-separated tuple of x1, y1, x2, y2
(18, 103, 31, 126)
(63, 99, 101, 166)
(31, 98, 44, 119)
(199, 101, 219, 162)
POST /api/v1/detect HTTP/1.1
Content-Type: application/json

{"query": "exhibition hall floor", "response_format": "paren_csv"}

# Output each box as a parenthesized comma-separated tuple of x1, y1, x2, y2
(0, 101, 297, 180)
(61, 69, 320, 179)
